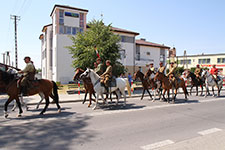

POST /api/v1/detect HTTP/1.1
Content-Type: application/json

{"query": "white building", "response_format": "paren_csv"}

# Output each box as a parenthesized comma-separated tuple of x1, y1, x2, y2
(40, 4, 170, 84)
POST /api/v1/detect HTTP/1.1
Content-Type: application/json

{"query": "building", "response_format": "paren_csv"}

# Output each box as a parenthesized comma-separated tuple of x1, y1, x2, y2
(40, 4, 170, 84)
(172, 53, 225, 75)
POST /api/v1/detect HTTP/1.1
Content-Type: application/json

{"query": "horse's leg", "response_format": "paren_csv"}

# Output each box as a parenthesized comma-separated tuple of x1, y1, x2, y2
(182, 86, 188, 100)
(152, 89, 156, 102)
(11, 100, 17, 111)
(190, 85, 193, 95)
(146, 89, 153, 100)
(20, 95, 29, 111)
(200, 85, 203, 96)
(159, 89, 163, 101)
(196, 85, 198, 96)
(212, 86, 215, 97)
(172, 89, 177, 104)
(115, 90, 121, 106)
(4, 96, 16, 118)
(93, 94, 100, 110)
(167, 89, 170, 103)
(36, 93, 45, 109)
(15, 96, 23, 117)
(205, 85, 208, 97)
(141, 89, 145, 100)
(120, 89, 126, 106)
(88, 93, 92, 107)
(40, 95, 50, 115)
(162, 89, 166, 101)
(83, 91, 88, 104)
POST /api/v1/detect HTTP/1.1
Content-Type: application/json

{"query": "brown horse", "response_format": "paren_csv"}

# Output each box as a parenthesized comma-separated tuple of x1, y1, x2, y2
(73, 68, 96, 107)
(144, 69, 163, 101)
(0, 70, 61, 118)
(154, 71, 188, 103)
(133, 70, 153, 100)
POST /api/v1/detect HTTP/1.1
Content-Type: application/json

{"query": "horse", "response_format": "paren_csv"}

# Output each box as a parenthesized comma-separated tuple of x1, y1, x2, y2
(133, 70, 153, 100)
(201, 70, 224, 97)
(186, 71, 204, 96)
(80, 68, 130, 110)
(73, 68, 96, 107)
(144, 69, 163, 101)
(0, 70, 61, 118)
(154, 72, 188, 103)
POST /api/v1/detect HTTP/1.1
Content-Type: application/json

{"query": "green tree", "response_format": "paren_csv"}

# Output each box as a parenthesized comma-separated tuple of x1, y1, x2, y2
(67, 19, 126, 76)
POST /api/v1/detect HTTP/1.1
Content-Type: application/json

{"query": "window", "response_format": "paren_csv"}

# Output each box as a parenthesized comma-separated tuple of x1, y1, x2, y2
(72, 27, 76, 35)
(146, 52, 150, 55)
(136, 45, 140, 61)
(59, 10, 64, 25)
(180, 59, 191, 64)
(119, 49, 126, 58)
(79, 28, 84, 33)
(198, 58, 210, 64)
(121, 36, 135, 43)
(66, 27, 71, 34)
(59, 25, 64, 34)
(217, 58, 225, 63)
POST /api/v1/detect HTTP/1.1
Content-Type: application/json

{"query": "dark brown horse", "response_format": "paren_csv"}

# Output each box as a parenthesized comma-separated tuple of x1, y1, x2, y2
(186, 71, 204, 96)
(154, 71, 188, 103)
(0, 70, 61, 118)
(133, 70, 153, 100)
(73, 68, 95, 107)
(144, 69, 163, 101)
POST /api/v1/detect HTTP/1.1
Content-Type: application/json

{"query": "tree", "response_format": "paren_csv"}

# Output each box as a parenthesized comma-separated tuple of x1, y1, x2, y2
(67, 19, 126, 76)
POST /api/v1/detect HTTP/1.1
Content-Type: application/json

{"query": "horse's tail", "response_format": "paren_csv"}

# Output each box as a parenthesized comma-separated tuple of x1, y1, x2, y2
(124, 78, 131, 97)
(52, 81, 59, 102)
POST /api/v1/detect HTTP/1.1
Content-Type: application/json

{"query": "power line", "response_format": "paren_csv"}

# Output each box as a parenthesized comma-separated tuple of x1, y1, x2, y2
(10, 15, 21, 68)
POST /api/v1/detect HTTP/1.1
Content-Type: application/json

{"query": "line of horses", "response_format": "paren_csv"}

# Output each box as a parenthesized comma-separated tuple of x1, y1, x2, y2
(0, 67, 224, 118)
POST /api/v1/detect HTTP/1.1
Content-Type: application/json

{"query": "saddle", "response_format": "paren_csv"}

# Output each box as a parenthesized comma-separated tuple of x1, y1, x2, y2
(108, 76, 117, 87)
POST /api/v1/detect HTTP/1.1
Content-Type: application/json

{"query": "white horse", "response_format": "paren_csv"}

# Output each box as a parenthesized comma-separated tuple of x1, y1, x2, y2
(80, 68, 130, 110)
(201, 70, 224, 97)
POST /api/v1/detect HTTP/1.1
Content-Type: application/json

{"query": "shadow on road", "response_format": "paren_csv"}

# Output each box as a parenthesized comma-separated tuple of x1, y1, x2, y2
(99, 102, 146, 111)
(0, 111, 95, 150)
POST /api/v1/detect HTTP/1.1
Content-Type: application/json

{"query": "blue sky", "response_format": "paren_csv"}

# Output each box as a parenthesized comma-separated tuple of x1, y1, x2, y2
(1, 0, 225, 69)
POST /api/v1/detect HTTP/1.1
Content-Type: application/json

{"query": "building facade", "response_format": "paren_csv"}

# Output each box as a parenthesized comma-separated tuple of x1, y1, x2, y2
(40, 4, 170, 83)
(172, 53, 225, 75)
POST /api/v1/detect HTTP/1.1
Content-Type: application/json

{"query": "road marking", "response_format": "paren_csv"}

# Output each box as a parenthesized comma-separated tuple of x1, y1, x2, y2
(141, 140, 175, 150)
(198, 128, 222, 135)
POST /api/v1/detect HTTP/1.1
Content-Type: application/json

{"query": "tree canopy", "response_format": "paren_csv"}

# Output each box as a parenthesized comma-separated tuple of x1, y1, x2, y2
(67, 19, 126, 76)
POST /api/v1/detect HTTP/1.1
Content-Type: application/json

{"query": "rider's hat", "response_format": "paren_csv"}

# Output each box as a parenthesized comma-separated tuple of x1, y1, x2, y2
(150, 63, 153, 65)
(24, 56, 31, 60)
(170, 62, 174, 64)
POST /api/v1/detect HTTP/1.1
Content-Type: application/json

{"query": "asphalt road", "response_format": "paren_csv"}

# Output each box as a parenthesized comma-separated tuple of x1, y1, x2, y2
(1, 92, 225, 150)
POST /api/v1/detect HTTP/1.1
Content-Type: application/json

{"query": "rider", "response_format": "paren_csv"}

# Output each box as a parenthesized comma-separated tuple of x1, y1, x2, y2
(210, 64, 219, 84)
(18, 56, 36, 96)
(158, 62, 166, 74)
(149, 63, 155, 73)
(194, 64, 202, 81)
(95, 58, 104, 75)
(100, 60, 112, 92)
(166, 62, 177, 87)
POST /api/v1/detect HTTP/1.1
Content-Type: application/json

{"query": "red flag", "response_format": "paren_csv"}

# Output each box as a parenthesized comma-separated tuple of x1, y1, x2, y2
(95, 47, 100, 58)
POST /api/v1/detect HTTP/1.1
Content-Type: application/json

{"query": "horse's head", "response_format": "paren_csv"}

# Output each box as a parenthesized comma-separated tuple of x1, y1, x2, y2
(201, 70, 208, 78)
(80, 68, 91, 79)
(133, 70, 143, 81)
(73, 68, 84, 81)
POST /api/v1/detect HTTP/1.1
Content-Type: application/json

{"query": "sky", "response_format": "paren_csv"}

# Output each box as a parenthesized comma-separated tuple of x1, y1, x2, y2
(1, 0, 225, 69)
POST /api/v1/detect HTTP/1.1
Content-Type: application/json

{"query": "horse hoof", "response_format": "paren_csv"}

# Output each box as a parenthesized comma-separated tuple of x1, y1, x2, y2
(92, 106, 97, 110)
(4, 114, 8, 118)
(39, 112, 44, 115)
(58, 109, 61, 113)
(152, 99, 155, 102)
(26, 107, 29, 111)
(18, 114, 22, 117)
(88, 104, 91, 107)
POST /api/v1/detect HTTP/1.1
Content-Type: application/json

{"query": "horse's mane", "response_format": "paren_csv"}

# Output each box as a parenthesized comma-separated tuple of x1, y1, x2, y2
(0, 70, 16, 84)
(89, 69, 100, 78)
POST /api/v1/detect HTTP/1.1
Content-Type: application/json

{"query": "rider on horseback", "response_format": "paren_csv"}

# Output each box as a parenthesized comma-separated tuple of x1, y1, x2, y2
(149, 63, 155, 73)
(210, 64, 219, 84)
(194, 64, 202, 81)
(166, 62, 177, 87)
(100, 60, 112, 93)
(18, 56, 36, 96)
(95, 58, 104, 75)
(158, 62, 166, 74)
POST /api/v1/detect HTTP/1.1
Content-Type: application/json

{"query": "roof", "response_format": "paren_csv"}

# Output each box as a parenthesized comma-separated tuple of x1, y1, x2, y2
(111, 27, 139, 35)
(177, 53, 225, 58)
(42, 24, 52, 32)
(136, 39, 170, 49)
(50, 4, 89, 16)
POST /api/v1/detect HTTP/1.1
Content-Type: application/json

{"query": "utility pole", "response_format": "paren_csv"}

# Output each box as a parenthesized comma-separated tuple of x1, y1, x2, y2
(10, 15, 20, 68)
(5, 51, 11, 66)
(2, 53, 6, 64)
